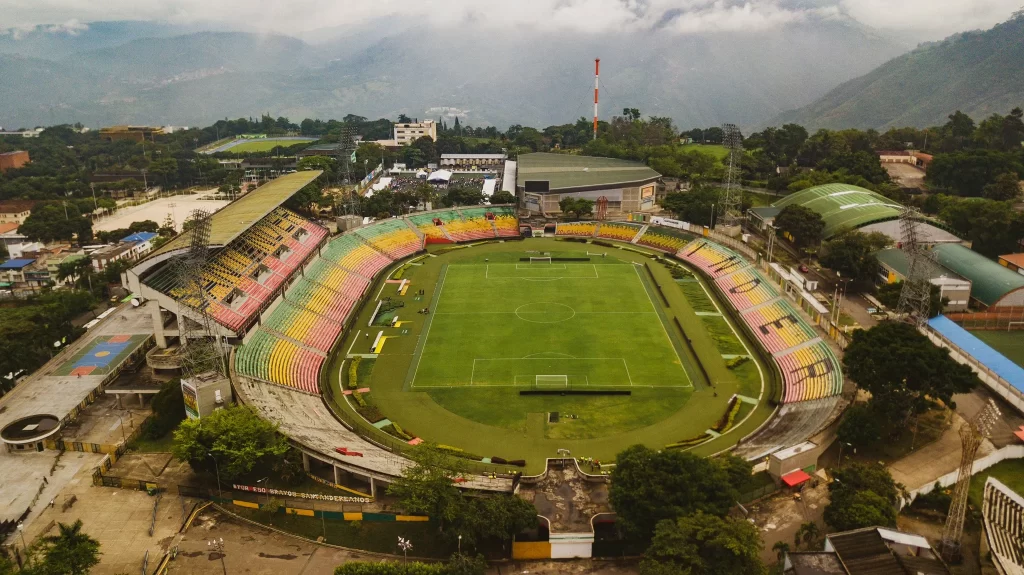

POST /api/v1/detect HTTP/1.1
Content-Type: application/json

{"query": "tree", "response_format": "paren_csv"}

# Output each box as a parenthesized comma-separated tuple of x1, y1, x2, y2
(945, 111, 975, 148)
(659, 187, 720, 224)
(609, 445, 742, 540)
(793, 522, 820, 549)
(983, 172, 1021, 201)
(452, 495, 538, 550)
(488, 190, 516, 205)
(558, 197, 594, 220)
(876, 282, 945, 318)
(172, 404, 290, 480)
(441, 186, 485, 208)
(141, 379, 185, 439)
(836, 403, 884, 449)
(39, 520, 101, 575)
(927, 150, 1023, 197)
(639, 512, 765, 575)
(128, 220, 160, 233)
(774, 204, 825, 248)
(387, 445, 468, 531)
(824, 463, 904, 531)
(772, 541, 790, 565)
(842, 321, 980, 432)
(819, 230, 890, 281)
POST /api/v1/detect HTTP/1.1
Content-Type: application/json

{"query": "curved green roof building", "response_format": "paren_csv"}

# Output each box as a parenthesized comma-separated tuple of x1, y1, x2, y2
(772, 183, 902, 239)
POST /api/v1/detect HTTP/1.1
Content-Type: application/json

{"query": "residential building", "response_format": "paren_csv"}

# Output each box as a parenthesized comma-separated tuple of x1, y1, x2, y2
(99, 125, 165, 143)
(784, 526, 950, 575)
(998, 253, 1024, 275)
(0, 150, 29, 172)
(120, 232, 158, 259)
(0, 129, 42, 138)
(0, 259, 37, 290)
(0, 200, 35, 224)
(394, 120, 437, 144)
(90, 243, 139, 271)
(46, 251, 87, 286)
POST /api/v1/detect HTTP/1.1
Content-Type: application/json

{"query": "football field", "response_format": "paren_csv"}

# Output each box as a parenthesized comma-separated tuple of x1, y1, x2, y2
(410, 261, 692, 389)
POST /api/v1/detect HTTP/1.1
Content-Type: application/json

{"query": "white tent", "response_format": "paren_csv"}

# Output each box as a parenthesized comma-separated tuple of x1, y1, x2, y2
(482, 179, 497, 198)
(372, 177, 393, 192)
(427, 170, 453, 182)
(415, 170, 428, 179)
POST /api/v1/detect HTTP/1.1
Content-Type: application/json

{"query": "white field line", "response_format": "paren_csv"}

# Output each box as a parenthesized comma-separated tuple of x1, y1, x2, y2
(632, 265, 693, 388)
(692, 277, 766, 401)
(409, 265, 450, 387)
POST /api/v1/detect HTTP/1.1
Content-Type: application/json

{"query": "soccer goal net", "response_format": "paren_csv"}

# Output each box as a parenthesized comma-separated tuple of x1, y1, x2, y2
(535, 375, 568, 388)
(529, 256, 552, 264)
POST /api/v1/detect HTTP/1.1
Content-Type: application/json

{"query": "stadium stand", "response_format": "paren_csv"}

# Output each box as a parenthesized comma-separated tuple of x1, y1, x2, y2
(143, 208, 327, 331)
(741, 300, 819, 354)
(446, 208, 498, 241)
(597, 222, 642, 242)
(715, 268, 779, 311)
(262, 299, 343, 353)
(983, 477, 1024, 574)
(408, 211, 459, 241)
(491, 206, 520, 238)
(775, 341, 843, 402)
(555, 222, 598, 237)
(678, 240, 748, 279)
(353, 219, 423, 259)
(636, 227, 688, 253)
(234, 328, 325, 394)
(321, 235, 394, 279)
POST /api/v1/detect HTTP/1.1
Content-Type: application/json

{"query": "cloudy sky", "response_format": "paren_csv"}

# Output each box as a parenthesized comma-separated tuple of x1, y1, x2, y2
(1, 0, 1021, 41)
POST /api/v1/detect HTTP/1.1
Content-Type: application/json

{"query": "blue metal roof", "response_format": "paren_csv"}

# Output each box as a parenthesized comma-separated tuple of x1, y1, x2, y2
(0, 258, 35, 269)
(929, 315, 1024, 393)
(120, 232, 158, 243)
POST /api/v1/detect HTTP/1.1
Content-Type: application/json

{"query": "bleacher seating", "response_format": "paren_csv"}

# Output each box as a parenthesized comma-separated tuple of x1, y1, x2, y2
(287, 277, 357, 324)
(741, 301, 819, 354)
(983, 478, 1024, 572)
(321, 234, 394, 278)
(636, 227, 688, 253)
(597, 222, 642, 242)
(409, 211, 459, 241)
(446, 208, 498, 241)
(490, 207, 520, 237)
(678, 240, 748, 279)
(555, 222, 598, 237)
(715, 269, 778, 311)
(776, 341, 843, 402)
(262, 300, 343, 353)
(235, 328, 323, 394)
(145, 207, 328, 332)
(354, 219, 423, 259)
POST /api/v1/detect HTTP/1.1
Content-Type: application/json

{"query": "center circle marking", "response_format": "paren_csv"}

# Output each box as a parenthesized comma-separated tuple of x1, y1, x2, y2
(514, 302, 576, 323)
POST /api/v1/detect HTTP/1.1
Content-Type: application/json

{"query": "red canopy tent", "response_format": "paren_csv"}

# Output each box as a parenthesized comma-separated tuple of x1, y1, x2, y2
(781, 469, 812, 488)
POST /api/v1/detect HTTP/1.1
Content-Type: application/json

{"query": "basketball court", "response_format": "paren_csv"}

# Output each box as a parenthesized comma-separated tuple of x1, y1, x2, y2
(52, 334, 151, 377)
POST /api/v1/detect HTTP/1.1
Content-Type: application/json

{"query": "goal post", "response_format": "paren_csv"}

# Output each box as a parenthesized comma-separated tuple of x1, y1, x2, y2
(535, 375, 568, 388)
(529, 256, 552, 264)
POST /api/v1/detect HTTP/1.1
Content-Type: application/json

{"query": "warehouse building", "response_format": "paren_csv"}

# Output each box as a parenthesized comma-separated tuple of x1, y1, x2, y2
(516, 153, 660, 216)
(933, 244, 1024, 309)
(875, 248, 972, 311)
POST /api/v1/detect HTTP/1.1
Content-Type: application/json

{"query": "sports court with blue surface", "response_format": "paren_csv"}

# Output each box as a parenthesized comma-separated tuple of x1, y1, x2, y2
(52, 334, 151, 377)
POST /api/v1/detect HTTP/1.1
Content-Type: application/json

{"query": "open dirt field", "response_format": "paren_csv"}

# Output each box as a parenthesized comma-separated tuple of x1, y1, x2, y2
(93, 191, 230, 233)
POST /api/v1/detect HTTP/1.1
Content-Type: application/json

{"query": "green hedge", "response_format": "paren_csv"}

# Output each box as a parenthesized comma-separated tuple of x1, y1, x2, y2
(665, 433, 711, 449)
(348, 357, 362, 390)
(712, 396, 742, 433)
(335, 561, 449, 575)
(726, 356, 749, 369)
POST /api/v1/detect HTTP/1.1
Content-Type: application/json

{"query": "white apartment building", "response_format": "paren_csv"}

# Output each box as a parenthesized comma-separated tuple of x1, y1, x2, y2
(394, 120, 437, 144)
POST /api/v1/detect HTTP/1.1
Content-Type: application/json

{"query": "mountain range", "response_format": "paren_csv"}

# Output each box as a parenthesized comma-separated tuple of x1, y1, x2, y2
(0, 18, 910, 131)
(771, 13, 1024, 130)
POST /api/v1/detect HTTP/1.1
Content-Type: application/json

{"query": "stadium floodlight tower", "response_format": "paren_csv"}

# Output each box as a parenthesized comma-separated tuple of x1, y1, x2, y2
(895, 206, 934, 327)
(940, 399, 1001, 563)
(719, 124, 744, 226)
(174, 209, 226, 380)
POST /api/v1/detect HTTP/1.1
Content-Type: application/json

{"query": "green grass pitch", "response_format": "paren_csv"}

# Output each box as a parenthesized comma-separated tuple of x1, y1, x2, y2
(226, 139, 312, 153)
(410, 262, 691, 389)
(327, 239, 775, 472)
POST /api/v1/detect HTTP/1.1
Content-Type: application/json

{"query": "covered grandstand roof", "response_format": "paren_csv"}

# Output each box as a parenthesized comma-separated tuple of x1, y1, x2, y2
(929, 316, 1024, 393)
(147, 170, 322, 259)
(516, 153, 660, 191)
(772, 184, 901, 239)
(933, 244, 1024, 307)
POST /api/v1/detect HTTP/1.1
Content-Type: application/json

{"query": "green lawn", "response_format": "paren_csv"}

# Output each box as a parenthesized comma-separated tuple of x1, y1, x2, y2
(680, 143, 729, 160)
(327, 239, 775, 472)
(967, 330, 1024, 368)
(226, 139, 313, 153)
(968, 459, 1024, 510)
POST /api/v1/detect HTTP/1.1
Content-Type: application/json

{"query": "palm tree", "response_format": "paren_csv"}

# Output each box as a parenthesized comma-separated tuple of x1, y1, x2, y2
(41, 520, 101, 574)
(772, 541, 790, 562)
(794, 522, 820, 549)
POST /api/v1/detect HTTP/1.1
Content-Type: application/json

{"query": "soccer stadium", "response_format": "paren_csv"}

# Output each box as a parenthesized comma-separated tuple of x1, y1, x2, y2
(126, 172, 844, 494)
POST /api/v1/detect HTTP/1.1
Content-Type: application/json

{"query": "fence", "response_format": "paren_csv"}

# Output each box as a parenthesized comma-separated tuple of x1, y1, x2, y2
(945, 306, 1024, 330)
(905, 444, 1024, 504)
(174, 484, 426, 522)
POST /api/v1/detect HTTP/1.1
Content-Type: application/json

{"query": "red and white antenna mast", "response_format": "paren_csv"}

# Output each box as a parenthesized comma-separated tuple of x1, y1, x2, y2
(593, 58, 600, 140)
